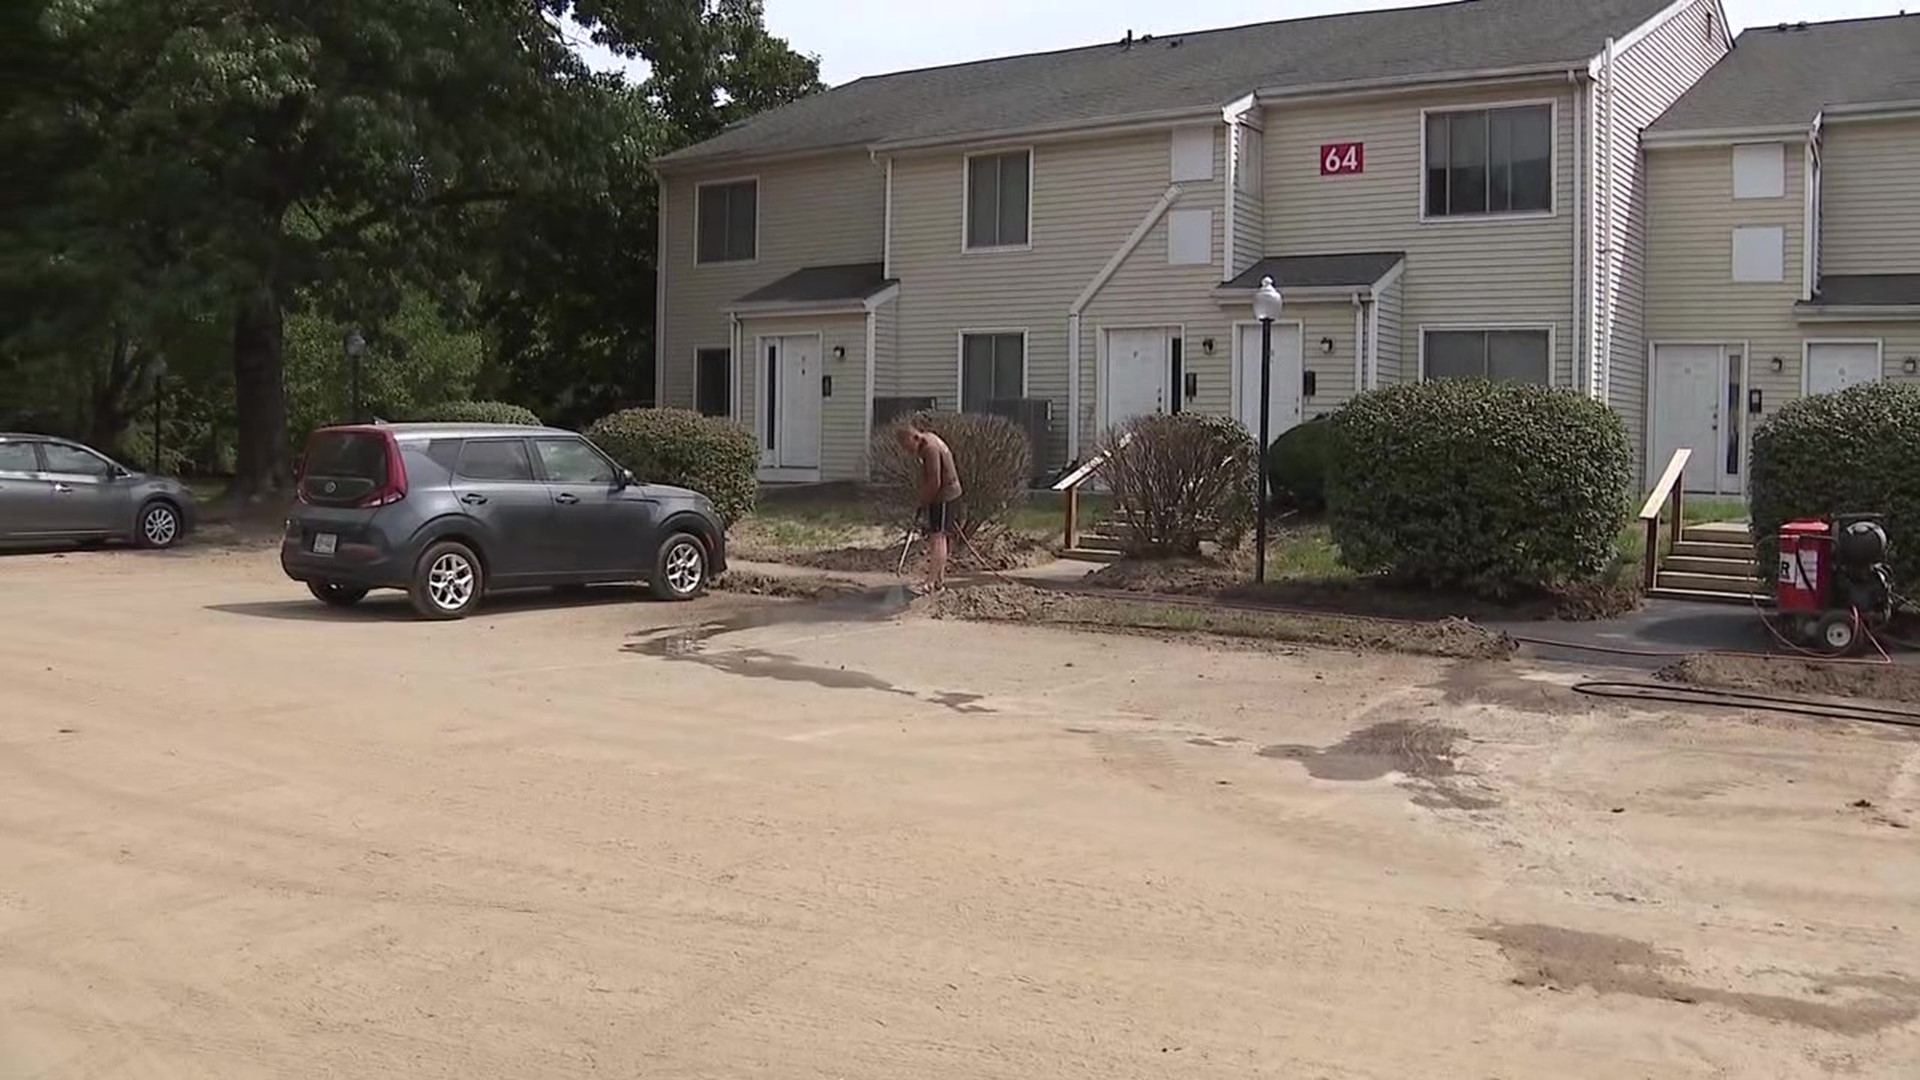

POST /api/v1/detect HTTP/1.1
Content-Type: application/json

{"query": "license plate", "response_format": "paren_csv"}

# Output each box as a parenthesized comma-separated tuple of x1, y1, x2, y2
(312, 533, 338, 556)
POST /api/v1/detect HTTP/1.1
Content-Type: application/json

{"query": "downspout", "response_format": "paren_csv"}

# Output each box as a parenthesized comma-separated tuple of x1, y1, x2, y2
(1351, 293, 1366, 398)
(1067, 314, 1082, 459)
(1365, 294, 1381, 390)
(1570, 69, 1585, 396)
(863, 310, 878, 467)
(728, 313, 743, 420)
(1596, 37, 1618, 401)
(1223, 123, 1237, 282)
(880, 153, 894, 279)
(654, 170, 670, 407)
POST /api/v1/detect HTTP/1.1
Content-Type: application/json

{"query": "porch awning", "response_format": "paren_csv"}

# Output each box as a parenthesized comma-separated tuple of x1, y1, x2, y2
(1214, 251, 1405, 303)
(1794, 274, 1920, 321)
(732, 262, 899, 315)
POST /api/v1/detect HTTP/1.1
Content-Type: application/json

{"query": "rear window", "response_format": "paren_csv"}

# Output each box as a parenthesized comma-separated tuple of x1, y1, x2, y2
(304, 432, 389, 482)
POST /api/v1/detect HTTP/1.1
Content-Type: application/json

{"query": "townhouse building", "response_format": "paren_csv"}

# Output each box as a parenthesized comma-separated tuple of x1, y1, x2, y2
(652, 0, 1732, 484)
(1643, 15, 1920, 496)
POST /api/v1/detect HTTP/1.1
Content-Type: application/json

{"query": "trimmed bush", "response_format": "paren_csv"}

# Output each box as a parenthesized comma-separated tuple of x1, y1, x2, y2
(414, 400, 542, 426)
(1751, 381, 1920, 587)
(1328, 379, 1634, 595)
(870, 411, 1031, 543)
(1099, 413, 1257, 557)
(1266, 414, 1339, 513)
(587, 407, 759, 524)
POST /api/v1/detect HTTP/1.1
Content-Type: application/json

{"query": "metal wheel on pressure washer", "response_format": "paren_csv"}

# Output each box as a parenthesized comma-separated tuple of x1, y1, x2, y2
(1815, 611, 1859, 656)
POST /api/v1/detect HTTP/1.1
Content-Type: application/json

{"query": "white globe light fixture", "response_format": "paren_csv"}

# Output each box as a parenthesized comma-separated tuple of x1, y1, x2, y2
(1252, 275, 1285, 323)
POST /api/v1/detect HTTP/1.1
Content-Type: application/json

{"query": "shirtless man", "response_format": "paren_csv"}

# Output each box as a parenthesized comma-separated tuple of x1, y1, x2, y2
(897, 419, 962, 593)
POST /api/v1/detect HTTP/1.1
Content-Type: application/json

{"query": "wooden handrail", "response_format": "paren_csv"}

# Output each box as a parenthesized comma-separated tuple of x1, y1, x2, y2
(1638, 448, 1692, 590)
(1054, 433, 1132, 550)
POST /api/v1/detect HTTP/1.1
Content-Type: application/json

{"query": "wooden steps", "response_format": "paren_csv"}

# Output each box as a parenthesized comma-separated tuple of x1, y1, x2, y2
(1651, 522, 1769, 604)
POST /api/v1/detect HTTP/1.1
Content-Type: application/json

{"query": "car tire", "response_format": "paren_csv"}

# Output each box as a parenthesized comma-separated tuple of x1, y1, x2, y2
(135, 500, 182, 549)
(307, 581, 370, 608)
(649, 532, 708, 602)
(409, 540, 485, 620)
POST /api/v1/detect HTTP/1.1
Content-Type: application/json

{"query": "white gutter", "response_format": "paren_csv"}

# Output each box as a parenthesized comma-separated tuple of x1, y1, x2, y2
(1212, 284, 1380, 305)
(1796, 305, 1920, 321)
(872, 106, 1225, 154)
(1821, 99, 1920, 121)
(1642, 124, 1810, 148)
(1254, 62, 1582, 103)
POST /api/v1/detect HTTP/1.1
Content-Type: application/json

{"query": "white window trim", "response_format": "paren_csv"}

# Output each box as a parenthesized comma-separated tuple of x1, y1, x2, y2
(1228, 318, 1307, 428)
(692, 344, 737, 421)
(1094, 323, 1186, 433)
(960, 147, 1036, 254)
(954, 328, 1032, 410)
(693, 175, 761, 267)
(1416, 323, 1559, 386)
(1417, 98, 1560, 224)
(1800, 338, 1886, 395)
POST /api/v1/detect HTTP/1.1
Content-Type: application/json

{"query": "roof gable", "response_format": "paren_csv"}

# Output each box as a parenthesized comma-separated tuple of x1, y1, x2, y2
(661, 0, 1674, 167)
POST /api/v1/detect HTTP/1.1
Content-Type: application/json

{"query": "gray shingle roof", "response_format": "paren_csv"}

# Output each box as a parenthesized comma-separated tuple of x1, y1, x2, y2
(660, 0, 1673, 167)
(1649, 15, 1920, 134)
(1805, 274, 1920, 308)
(736, 263, 894, 305)
(1225, 252, 1406, 290)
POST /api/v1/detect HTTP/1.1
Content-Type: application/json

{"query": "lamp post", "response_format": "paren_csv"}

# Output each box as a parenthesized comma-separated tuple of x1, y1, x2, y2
(344, 329, 367, 423)
(1251, 276, 1286, 584)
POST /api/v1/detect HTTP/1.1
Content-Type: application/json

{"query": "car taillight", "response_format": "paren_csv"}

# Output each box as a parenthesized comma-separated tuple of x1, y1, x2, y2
(292, 450, 310, 504)
(354, 431, 408, 508)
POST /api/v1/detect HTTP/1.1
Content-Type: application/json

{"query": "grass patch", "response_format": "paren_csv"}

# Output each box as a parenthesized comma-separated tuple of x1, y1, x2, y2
(732, 483, 1094, 566)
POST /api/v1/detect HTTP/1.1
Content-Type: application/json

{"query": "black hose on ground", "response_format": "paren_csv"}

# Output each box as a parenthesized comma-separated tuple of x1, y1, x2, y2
(1570, 680, 1920, 730)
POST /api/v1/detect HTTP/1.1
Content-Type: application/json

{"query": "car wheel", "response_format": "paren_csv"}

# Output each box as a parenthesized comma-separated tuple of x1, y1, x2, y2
(649, 532, 708, 601)
(409, 541, 484, 620)
(135, 500, 182, 549)
(307, 581, 370, 608)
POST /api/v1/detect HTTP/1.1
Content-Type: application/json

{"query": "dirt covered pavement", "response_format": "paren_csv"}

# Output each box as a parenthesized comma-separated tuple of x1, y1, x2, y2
(2, 547, 1918, 1078)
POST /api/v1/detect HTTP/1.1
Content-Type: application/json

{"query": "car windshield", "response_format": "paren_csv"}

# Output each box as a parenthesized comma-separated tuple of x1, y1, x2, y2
(304, 431, 388, 483)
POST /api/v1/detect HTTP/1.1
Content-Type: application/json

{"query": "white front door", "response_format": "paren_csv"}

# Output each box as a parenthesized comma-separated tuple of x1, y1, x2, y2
(1103, 329, 1168, 433)
(1651, 345, 1723, 494)
(1235, 323, 1304, 443)
(761, 336, 822, 469)
(1805, 342, 1881, 396)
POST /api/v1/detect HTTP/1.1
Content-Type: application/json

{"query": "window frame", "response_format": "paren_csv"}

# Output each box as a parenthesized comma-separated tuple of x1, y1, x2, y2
(0, 440, 42, 474)
(1417, 324, 1557, 386)
(961, 148, 1035, 253)
(693, 345, 735, 419)
(693, 176, 760, 266)
(1419, 100, 1558, 223)
(38, 441, 117, 478)
(453, 436, 540, 484)
(531, 436, 620, 486)
(955, 329, 1030, 412)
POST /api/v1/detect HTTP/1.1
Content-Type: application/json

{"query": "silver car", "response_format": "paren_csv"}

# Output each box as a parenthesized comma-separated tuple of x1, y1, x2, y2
(0, 433, 197, 549)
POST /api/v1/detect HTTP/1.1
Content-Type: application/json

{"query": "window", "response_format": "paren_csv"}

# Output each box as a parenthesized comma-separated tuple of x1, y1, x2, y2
(960, 333, 1025, 411)
(0, 442, 37, 472)
(455, 438, 535, 482)
(1424, 329, 1551, 384)
(535, 438, 617, 485)
(1732, 226, 1784, 282)
(1425, 105, 1552, 218)
(1236, 126, 1263, 195)
(40, 443, 112, 477)
(695, 179, 757, 264)
(695, 347, 732, 417)
(1171, 127, 1214, 183)
(1732, 143, 1785, 199)
(965, 150, 1031, 250)
(1167, 209, 1212, 265)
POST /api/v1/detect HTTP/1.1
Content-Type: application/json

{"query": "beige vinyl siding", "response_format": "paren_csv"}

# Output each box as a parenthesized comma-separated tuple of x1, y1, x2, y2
(889, 125, 1230, 464)
(735, 313, 871, 481)
(1597, 0, 1729, 462)
(1646, 143, 1805, 481)
(1230, 122, 1265, 277)
(657, 154, 885, 410)
(1375, 275, 1404, 384)
(872, 301, 899, 398)
(1295, 303, 1360, 418)
(1263, 83, 1578, 387)
(1820, 118, 1920, 275)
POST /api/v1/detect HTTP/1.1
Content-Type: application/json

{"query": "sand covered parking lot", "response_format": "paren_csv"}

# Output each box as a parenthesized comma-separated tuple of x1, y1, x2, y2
(2, 545, 1917, 1078)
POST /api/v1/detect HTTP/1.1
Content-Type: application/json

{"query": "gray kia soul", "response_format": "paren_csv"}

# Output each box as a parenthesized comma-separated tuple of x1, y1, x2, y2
(281, 423, 727, 620)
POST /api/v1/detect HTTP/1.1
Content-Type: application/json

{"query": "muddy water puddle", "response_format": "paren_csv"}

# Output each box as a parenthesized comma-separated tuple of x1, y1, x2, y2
(1260, 720, 1498, 810)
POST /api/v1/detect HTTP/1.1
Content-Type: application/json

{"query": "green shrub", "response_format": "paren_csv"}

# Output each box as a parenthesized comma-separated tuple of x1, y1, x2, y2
(587, 407, 759, 524)
(1750, 381, 1920, 587)
(1328, 379, 1634, 595)
(414, 400, 542, 426)
(870, 411, 1031, 543)
(1099, 413, 1256, 557)
(1266, 414, 1339, 513)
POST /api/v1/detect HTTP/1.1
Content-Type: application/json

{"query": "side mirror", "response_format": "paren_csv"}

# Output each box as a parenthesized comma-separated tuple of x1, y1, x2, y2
(617, 468, 637, 489)
(107, 464, 130, 480)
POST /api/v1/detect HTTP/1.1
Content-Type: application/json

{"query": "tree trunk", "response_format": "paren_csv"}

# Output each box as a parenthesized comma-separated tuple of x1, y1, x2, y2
(228, 285, 290, 500)
(86, 329, 138, 450)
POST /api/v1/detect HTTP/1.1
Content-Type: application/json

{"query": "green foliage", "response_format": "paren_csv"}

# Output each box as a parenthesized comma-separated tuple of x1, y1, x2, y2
(1099, 414, 1257, 557)
(413, 400, 542, 426)
(869, 412, 1032, 543)
(1329, 380, 1634, 595)
(587, 407, 758, 524)
(1750, 382, 1920, 587)
(1266, 415, 1338, 513)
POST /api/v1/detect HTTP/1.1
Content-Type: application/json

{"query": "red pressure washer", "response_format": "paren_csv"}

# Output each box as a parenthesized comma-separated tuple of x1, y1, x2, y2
(1774, 514, 1897, 655)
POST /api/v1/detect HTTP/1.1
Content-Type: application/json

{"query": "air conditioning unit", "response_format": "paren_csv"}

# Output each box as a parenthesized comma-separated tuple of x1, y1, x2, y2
(986, 397, 1054, 484)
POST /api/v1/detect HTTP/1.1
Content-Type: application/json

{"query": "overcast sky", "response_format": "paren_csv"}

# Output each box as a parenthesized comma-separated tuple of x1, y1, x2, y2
(581, 1, 1909, 86)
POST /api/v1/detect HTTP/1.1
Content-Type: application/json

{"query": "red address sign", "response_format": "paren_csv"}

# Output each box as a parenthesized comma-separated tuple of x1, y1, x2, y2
(1320, 142, 1364, 175)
